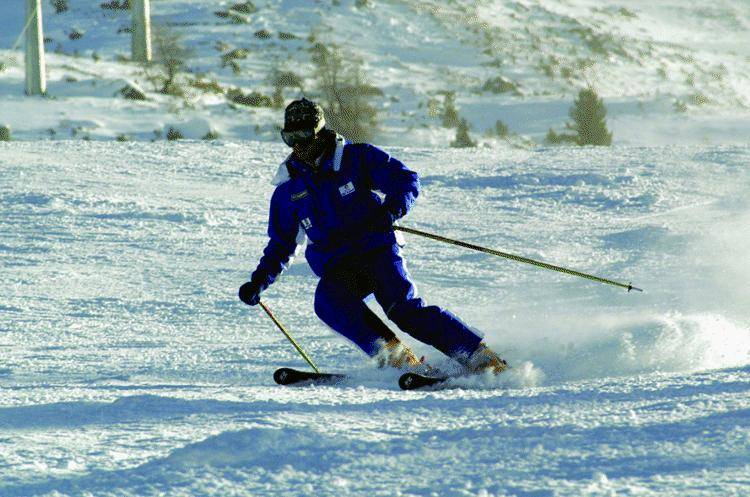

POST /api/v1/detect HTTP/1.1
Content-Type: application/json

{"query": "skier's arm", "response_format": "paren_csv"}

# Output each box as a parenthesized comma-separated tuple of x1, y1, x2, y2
(248, 187, 300, 295)
(362, 144, 420, 222)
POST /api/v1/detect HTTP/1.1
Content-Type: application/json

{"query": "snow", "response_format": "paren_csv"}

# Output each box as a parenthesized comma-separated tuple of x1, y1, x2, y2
(1, 141, 749, 496)
(2, 0, 749, 494)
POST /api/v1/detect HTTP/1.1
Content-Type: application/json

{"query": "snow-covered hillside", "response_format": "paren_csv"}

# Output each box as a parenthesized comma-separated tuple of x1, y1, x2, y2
(1, 0, 749, 145)
(1, 141, 749, 496)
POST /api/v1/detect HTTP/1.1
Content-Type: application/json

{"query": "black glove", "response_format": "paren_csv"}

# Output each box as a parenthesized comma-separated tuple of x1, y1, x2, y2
(238, 279, 263, 306)
(367, 207, 395, 234)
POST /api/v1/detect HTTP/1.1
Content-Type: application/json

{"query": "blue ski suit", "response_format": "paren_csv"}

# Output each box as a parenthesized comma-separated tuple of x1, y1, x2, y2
(250, 133, 483, 358)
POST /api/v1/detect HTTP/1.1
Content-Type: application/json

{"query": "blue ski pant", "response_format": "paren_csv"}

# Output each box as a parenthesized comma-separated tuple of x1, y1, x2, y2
(313, 244, 483, 358)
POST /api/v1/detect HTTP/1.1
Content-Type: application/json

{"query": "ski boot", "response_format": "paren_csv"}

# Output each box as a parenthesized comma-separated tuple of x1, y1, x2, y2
(463, 342, 508, 375)
(376, 338, 431, 373)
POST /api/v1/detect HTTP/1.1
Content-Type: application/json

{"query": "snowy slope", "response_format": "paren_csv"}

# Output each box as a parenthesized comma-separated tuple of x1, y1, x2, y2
(1, 0, 749, 145)
(1, 141, 749, 496)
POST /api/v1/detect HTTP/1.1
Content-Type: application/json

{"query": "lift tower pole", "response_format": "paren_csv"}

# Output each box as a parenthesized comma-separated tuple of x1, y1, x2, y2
(25, 0, 46, 95)
(131, 0, 152, 62)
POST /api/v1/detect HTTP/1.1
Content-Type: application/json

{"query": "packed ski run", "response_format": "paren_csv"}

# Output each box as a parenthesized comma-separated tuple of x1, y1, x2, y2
(2, 141, 749, 496)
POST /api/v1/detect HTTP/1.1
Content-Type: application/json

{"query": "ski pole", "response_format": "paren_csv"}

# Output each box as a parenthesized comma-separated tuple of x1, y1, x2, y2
(258, 300, 321, 373)
(394, 225, 643, 292)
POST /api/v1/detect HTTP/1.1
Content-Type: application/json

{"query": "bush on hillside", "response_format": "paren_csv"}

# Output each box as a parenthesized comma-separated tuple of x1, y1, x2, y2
(270, 69, 304, 108)
(690, 93, 710, 106)
(425, 97, 441, 118)
(0, 125, 11, 142)
(441, 92, 460, 128)
(545, 128, 576, 145)
(538, 59, 556, 79)
(482, 76, 519, 95)
(230, 1, 257, 14)
(547, 87, 612, 146)
(166, 127, 184, 141)
(451, 119, 476, 148)
(221, 11, 250, 24)
(100, 0, 129, 10)
(566, 87, 612, 146)
(494, 120, 509, 138)
(570, 27, 626, 58)
(309, 42, 383, 142)
(119, 82, 147, 100)
(51, 0, 68, 14)
(227, 88, 273, 107)
(189, 78, 225, 95)
(560, 66, 574, 80)
(221, 48, 249, 74)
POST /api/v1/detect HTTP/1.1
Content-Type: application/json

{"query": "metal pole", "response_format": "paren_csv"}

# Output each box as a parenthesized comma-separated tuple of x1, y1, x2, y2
(395, 225, 643, 292)
(131, 0, 152, 63)
(259, 301, 320, 373)
(25, 0, 46, 95)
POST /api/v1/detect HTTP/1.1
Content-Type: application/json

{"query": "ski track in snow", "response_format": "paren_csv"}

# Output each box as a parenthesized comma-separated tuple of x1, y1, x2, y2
(1, 142, 749, 496)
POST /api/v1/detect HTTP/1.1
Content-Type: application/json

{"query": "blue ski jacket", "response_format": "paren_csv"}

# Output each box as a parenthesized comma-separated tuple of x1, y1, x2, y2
(250, 133, 420, 290)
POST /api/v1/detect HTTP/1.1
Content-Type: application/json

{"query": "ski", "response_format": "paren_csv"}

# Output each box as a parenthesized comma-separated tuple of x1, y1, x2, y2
(398, 372, 451, 390)
(400, 368, 511, 390)
(273, 367, 348, 386)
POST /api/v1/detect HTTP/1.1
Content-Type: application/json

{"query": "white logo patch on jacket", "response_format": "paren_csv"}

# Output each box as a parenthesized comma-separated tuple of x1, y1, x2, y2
(301, 217, 312, 230)
(339, 181, 355, 197)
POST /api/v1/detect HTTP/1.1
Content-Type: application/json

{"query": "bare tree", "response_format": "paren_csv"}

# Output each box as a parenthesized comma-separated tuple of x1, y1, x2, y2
(149, 24, 193, 96)
(309, 42, 382, 142)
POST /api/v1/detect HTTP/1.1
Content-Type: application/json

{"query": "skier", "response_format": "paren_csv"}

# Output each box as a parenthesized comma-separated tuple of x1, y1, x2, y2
(239, 98, 507, 374)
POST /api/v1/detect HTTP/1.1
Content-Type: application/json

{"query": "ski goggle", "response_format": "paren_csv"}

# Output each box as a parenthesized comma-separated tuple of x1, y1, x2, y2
(280, 128, 317, 147)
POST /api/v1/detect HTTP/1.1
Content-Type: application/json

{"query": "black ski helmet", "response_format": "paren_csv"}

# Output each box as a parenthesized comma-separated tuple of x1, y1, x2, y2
(283, 98, 326, 133)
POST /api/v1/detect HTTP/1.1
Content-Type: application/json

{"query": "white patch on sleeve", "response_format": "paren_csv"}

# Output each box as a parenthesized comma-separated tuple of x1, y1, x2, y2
(281, 227, 307, 270)
(294, 226, 308, 249)
(333, 134, 345, 171)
